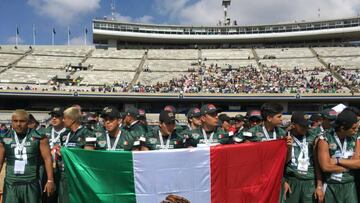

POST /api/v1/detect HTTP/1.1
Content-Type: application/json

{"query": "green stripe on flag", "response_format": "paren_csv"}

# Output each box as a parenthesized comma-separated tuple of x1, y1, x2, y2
(61, 148, 136, 203)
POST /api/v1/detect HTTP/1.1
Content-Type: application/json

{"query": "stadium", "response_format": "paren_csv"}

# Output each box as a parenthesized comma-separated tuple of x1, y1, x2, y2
(0, 0, 360, 202)
(1, 14, 360, 119)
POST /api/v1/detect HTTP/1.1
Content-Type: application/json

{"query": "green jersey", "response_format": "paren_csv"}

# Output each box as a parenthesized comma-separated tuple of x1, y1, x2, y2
(144, 128, 191, 150)
(123, 121, 147, 139)
(60, 125, 95, 149)
(320, 128, 357, 184)
(238, 123, 286, 142)
(285, 130, 317, 180)
(95, 127, 137, 151)
(44, 126, 69, 148)
(0, 129, 45, 185)
(189, 127, 234, 147)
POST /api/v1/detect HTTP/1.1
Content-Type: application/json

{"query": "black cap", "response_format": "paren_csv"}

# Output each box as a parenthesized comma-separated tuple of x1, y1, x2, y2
(164, 105, 176, 113)
(234, 114, 244, 121)
(159, 110, 176, 124)
(119, 112, 126, 120)
(49, 107, 64, 117)
(101, 106, 120, 119)
(291, 112, 311, 127)
(218, 114, 232, 123)
(187, 107, 201, 118)
(200, 104, 219, 115)
(321, 109, 337, 120)
(83, 112, 97, 123)
(335, 110, 358, 127)
(125, 107, 139, 118)
(309, 114, 321, 122)
(247, 110, 262, 119)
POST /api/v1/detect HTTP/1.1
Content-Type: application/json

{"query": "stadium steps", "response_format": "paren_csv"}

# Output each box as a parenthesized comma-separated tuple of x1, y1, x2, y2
(80, 48, 95, 64)
(126, 52, 147, 92)
(251, 48, 265, 73)
(309, 47, 354, 93)
(0, 48, 33, 74)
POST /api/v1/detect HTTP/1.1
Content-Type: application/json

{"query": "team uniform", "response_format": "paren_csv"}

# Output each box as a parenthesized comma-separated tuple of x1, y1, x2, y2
(58, 125, 95, 203)
(144, 127, 192, 150)
(284, 130, 318, 203)
(355, 132, 360, 203)
(320, 129, 358, 203)
(237, 123, 287, 143)
(123, 121, 147, 139)
(1, 129, 45, 203)
(95, 126, 137, 151)
(189, 126, 234, 147)
(42, 126, 69, 203)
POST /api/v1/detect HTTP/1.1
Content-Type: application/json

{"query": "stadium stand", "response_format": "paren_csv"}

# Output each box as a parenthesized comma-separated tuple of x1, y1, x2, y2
(85, 58, 141, 71)
(147, 49, 198, 60)
(0, 45, 358, 94)
(91, 49, 145, 58)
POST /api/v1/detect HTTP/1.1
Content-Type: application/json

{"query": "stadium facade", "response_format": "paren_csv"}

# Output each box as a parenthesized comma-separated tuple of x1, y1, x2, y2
(93, 17, 360, 48)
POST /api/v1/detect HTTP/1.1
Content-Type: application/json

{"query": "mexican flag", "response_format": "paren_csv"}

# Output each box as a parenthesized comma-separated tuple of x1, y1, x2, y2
(61, 140, 287, 203)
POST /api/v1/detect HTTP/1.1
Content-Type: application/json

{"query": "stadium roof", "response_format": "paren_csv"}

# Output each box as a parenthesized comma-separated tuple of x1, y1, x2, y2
(93, 17, 360, 46)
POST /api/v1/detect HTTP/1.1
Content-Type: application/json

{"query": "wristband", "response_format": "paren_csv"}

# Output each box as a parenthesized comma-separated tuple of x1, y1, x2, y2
(47, 180, 54, 183)
(336, 157, 340, 165)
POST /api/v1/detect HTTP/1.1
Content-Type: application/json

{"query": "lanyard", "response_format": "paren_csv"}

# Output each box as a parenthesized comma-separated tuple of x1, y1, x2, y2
(106, 129, 122, 150)
(202, 128, 214, 145)
(159, 130, 171, 150)
(50, 127, 66, 147)
(65, 125, 82, 147)
(238, 126, 244, 133)
(14, 131, 27, 153)
(334, 132, 347, 158)
(291, 133, 309, 165)
(262, 126, 276, 140)
(320, 126, 324, 132)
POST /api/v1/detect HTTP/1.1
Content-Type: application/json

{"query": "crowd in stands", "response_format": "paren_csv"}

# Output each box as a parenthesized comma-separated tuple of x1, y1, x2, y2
(334, 66, 360, 93)
(131, 63, 348, 94)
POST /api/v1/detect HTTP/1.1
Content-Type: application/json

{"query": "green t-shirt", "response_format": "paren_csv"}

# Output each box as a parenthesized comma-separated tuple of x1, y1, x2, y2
(285, 130, 317, 180)
(238, 124, 286, 142)
(0, 129, 45, 185)
(44, 126, 70, 147)
(189, 127, 233, 147)
(95, 127, 137, 151)
(320, 128, 357, 184)
(144, 128, 190, 150)
(122, 121, 147, 139)
(60, 125, 95, 149)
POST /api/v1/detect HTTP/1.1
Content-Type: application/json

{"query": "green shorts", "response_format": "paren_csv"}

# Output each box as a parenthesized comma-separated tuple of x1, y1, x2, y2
(284, 177, 315, 203)
(324, 181, 358, 203)
(3, 181, 40, 203)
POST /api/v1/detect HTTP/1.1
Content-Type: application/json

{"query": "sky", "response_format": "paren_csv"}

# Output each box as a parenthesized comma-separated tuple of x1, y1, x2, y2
(0, 0, 360, 45)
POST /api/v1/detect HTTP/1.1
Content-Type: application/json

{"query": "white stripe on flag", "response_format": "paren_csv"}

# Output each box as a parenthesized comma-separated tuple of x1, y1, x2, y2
(133, 148, 211, 203)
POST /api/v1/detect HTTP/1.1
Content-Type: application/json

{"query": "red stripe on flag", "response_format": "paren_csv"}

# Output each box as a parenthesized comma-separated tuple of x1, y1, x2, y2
(210, 140, 287, 203)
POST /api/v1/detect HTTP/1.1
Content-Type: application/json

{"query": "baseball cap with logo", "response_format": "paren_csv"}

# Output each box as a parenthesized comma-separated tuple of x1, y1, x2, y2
(218, 114, 232, 124)
(291, 112, 311, 127)
(200, 104, 220, 115)
(234, 114, 244, 121)
(321, 109, 337, 120)
(159, 110, 176, 124)
(187, 107, 201, 118)
(125, 107, 139, 118)
(101, 106, 120, 119)
(49, 107, 64, 117)
(309, 114, 322, 122)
